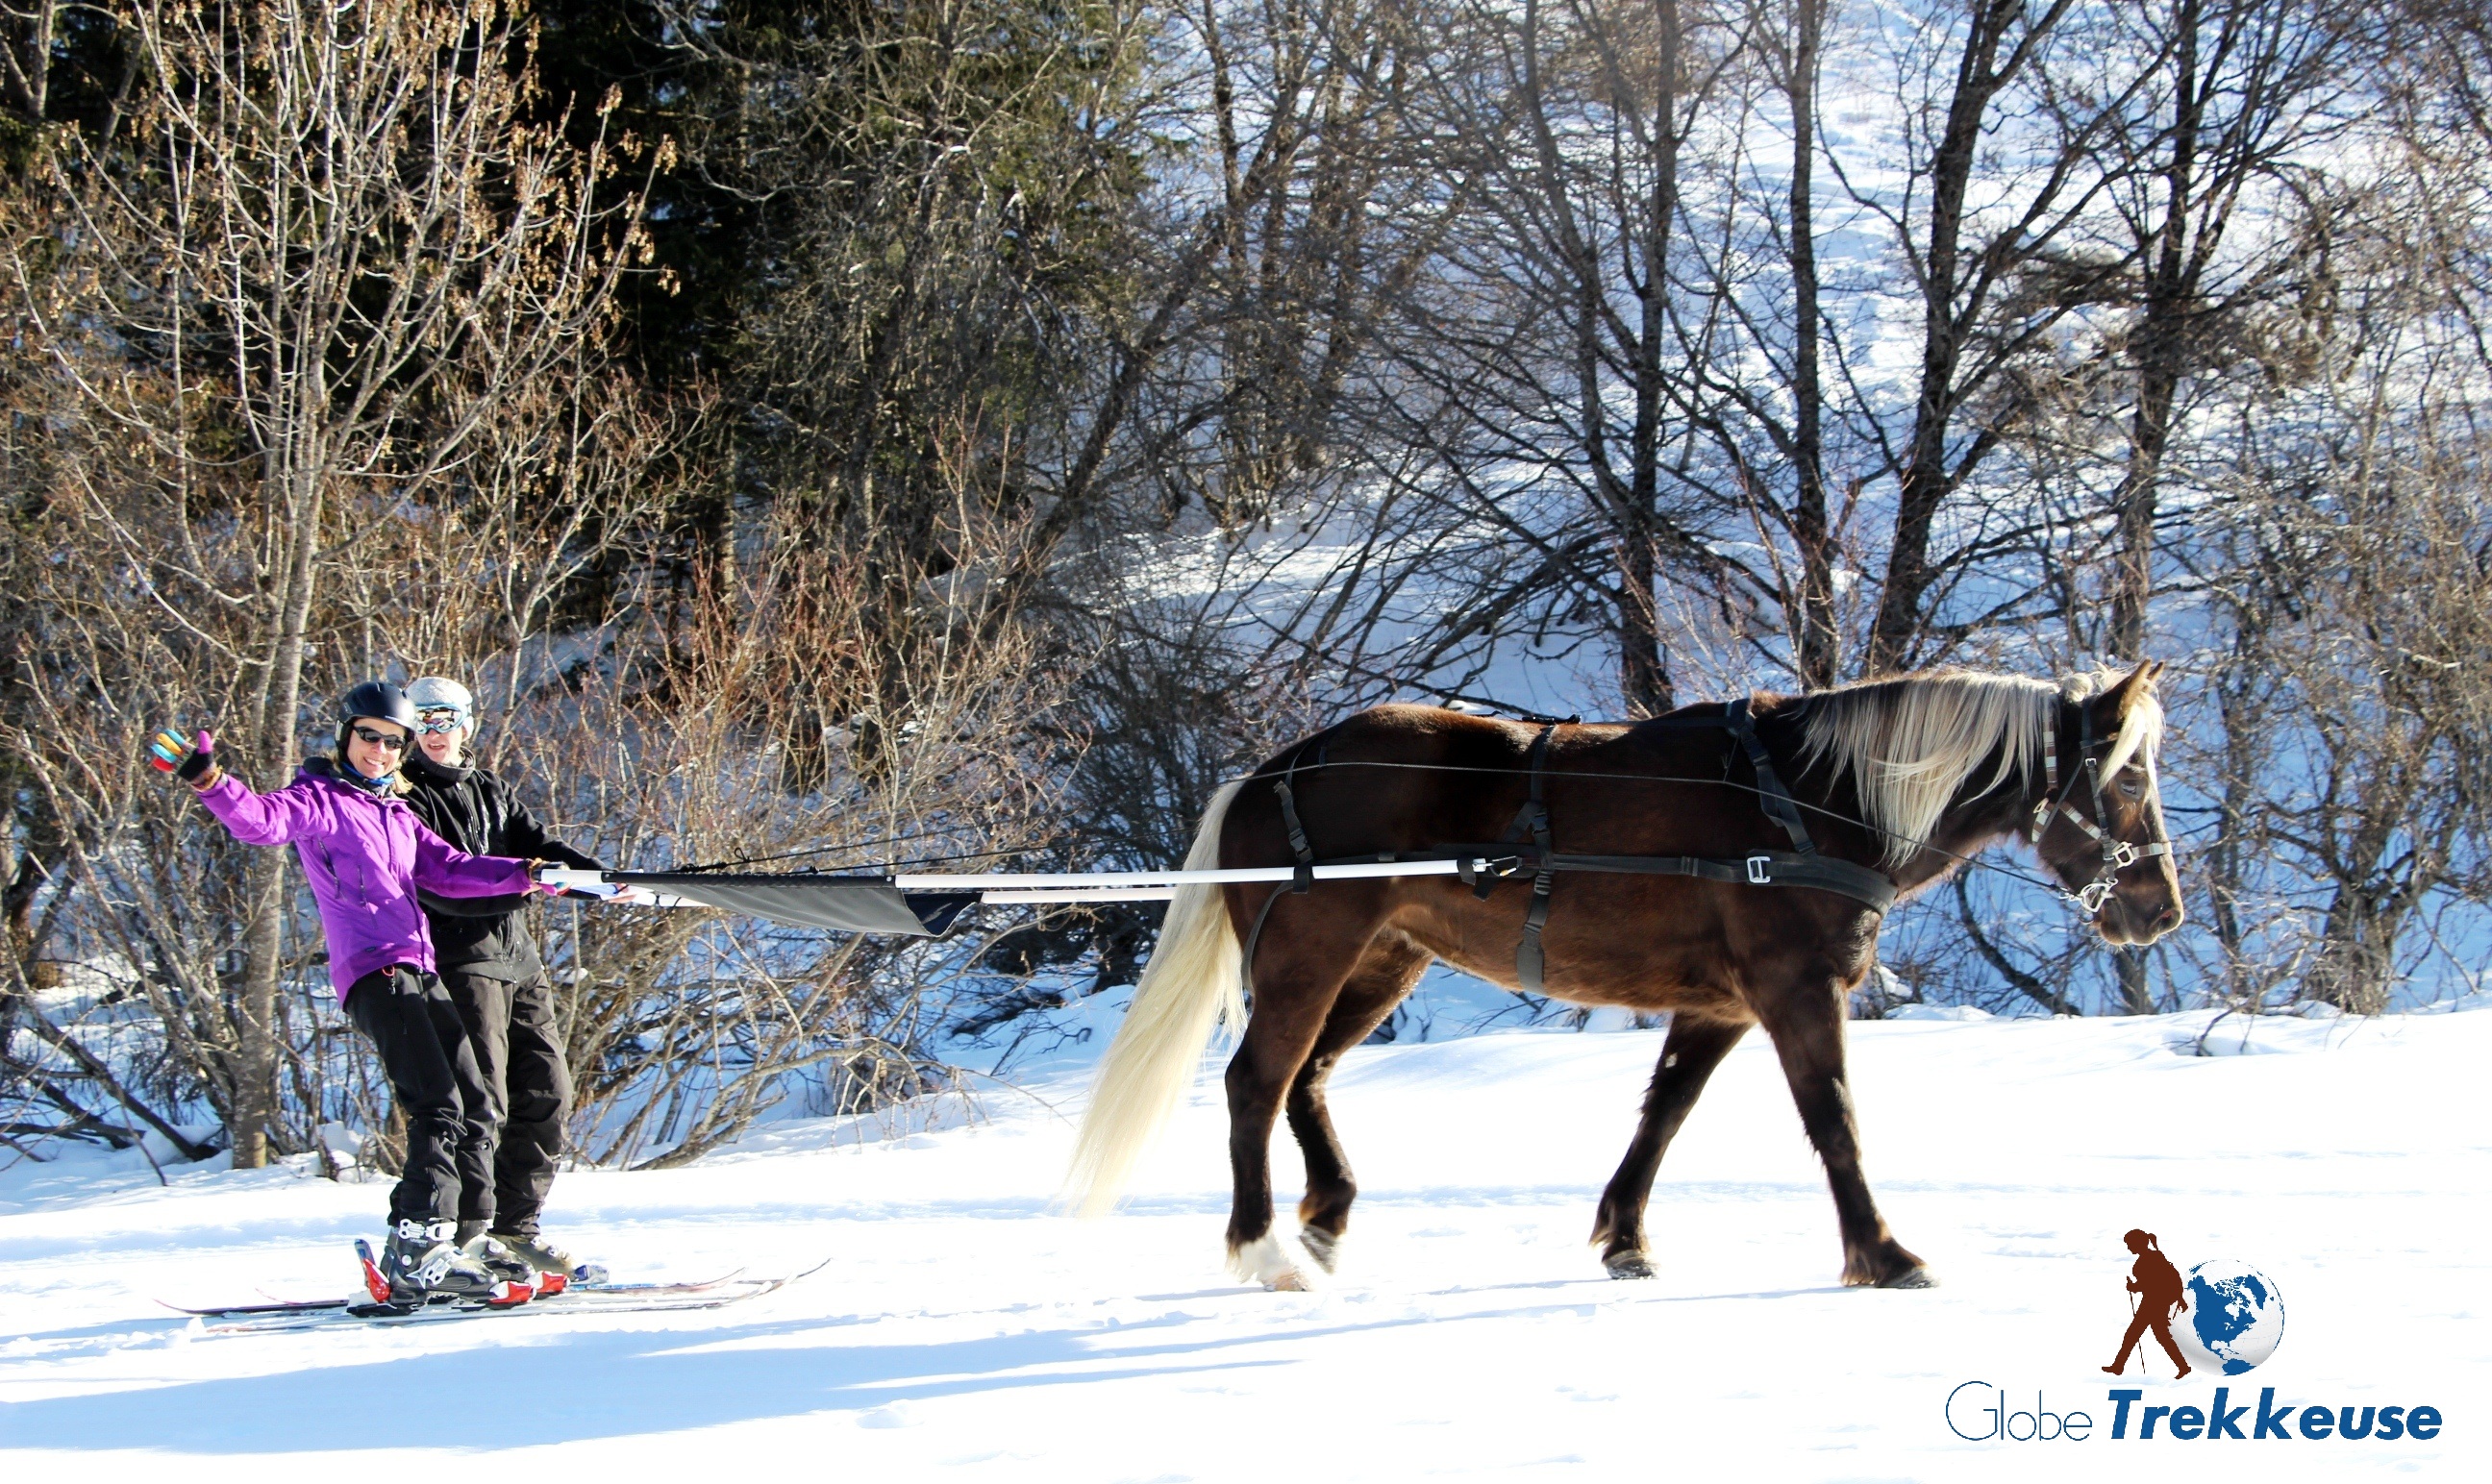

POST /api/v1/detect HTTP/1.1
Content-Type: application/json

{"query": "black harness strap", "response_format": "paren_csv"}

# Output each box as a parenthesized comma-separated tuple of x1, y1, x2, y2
(1725, 697, 1817, 855)
(1432, 846, 1894, 914)
(1249, 741, 1330, 1000)
(1533, 849, 1891, 911)
(1238, 880, 1290, 1005)
(1479, 723, 1563, 993)
(1273, 744, 1321, 895)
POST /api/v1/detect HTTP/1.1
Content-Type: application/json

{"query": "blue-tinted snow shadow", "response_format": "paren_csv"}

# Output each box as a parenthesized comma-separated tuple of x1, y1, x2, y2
(0, 1297, 1604, 1453)
(0, 1319, 1278, 1453)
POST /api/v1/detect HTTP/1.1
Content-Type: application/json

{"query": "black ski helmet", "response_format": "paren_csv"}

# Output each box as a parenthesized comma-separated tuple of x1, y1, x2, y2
(336, 680, 418, 754)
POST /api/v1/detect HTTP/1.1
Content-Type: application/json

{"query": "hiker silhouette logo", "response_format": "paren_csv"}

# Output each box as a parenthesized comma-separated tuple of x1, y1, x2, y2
(2104, 1230, 2285, 1378)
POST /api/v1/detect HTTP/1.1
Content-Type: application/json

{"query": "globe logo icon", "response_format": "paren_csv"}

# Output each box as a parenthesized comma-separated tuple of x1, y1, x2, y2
(2178, 1259, 2285, 1374)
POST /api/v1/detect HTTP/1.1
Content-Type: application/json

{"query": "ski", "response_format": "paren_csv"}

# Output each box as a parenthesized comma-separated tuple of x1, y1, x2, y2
(198, 1271, 808, 1334)
(160, 1252, 757, 1321)
(160, 1271, 749, 1319)
(166, 1255, 827, 1335)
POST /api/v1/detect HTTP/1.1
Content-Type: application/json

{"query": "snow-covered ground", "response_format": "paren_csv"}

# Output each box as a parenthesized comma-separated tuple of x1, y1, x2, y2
(3, 1000, 2483, 1481)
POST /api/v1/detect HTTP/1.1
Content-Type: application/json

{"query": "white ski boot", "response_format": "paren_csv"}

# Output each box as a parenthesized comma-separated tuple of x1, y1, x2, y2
(488, 1229, 607, 1292)
(458, 1227, 537, 1286)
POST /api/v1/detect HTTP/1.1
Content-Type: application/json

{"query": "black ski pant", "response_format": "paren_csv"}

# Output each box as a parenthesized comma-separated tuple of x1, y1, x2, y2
(343, 966, 493, 1226)
(441, 968, 572, 1236)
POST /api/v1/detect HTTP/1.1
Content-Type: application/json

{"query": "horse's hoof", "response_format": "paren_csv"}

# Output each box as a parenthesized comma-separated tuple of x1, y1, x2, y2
(1603, 1251, 1656, 1280)
(1229, 1232, 1311, 1291)
(1845, 1243, 1935, 1288)
(1299, 1227, 1341, 1274)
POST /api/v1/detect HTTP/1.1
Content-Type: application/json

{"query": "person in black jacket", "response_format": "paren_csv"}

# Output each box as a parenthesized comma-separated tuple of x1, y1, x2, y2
(401, 676, 612, 1285)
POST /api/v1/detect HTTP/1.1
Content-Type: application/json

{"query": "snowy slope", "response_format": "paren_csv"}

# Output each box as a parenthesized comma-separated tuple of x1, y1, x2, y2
(2, 1002, 2483, 1482)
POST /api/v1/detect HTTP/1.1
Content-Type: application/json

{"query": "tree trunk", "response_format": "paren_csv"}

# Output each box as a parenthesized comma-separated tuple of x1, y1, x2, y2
(1785, 0, 1837, 688)
(1618, 533, 1674, 717)
(1617, 0, 1682, 718)
(0, 2, 54, 123)
(2102, 3, 2206, 1016)
(2108, 0, 2206, 661)
(1867, 0, 2053, 671)
(230, 460, 323, 1170)
(2307, 888, 2394, 1016)
(2112, 950, 2156, 1014)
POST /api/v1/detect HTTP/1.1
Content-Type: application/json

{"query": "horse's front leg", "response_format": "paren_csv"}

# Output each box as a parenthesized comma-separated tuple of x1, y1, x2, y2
(1755, 975, 1933, 1288)
(1590, 1014, 1749, 1278)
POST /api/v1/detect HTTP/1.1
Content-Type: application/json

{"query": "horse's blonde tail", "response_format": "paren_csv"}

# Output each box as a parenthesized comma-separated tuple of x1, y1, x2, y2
(1064, 779, 1247, 1219)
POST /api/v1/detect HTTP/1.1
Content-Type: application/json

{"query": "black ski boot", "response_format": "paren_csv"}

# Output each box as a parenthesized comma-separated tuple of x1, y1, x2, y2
(381, 1217, 512, 1304)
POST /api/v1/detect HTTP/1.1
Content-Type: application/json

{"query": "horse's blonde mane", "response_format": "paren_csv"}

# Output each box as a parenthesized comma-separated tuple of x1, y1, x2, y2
(1794, 668, 2163, 865)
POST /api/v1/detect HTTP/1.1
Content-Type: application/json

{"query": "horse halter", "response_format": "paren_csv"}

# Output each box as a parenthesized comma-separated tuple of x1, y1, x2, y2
(2030, 701, 2173, 915)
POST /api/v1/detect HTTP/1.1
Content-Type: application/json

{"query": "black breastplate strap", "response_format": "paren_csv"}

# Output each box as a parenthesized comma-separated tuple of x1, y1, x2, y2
(1725, 697, 1818, 854)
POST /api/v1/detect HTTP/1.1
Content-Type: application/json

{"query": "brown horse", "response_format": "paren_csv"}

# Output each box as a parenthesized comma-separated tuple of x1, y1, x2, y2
(1067, 663, 2183, 1291)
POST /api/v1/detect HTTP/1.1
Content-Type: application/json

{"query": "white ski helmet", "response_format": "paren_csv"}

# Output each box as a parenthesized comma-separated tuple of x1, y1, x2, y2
(407, 676, 477, 739)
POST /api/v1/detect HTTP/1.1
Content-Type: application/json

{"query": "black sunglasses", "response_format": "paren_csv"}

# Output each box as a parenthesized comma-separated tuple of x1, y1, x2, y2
(351, 726, 411, 751)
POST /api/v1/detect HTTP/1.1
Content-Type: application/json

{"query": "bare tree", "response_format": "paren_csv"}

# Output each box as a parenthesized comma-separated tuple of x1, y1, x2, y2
(1857, 0, 2146, 670)
(1362, 0, 1752, 715)
(3, 0, 645, 1164)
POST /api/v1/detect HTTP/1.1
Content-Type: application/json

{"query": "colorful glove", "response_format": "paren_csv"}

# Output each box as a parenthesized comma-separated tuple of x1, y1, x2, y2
(146, 728, 219, 785)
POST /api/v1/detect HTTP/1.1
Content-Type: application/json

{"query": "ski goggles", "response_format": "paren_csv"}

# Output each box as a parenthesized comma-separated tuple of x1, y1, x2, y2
(413, 711, 468, 735)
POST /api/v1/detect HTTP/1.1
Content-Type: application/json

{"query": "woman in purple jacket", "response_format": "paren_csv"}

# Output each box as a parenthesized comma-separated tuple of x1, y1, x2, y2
(151, 680, 552, 1304)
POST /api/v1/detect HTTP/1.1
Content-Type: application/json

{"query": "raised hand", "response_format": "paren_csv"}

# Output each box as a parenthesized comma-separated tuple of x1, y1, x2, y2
(147, 728, 220, 786)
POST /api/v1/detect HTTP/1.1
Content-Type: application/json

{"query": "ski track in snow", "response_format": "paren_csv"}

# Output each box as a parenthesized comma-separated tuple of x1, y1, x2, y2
(2, 1004, 2484, 1481)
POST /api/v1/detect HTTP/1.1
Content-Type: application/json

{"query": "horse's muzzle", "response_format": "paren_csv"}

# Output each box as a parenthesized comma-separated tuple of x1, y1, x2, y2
(2096, 893, 2184, 947)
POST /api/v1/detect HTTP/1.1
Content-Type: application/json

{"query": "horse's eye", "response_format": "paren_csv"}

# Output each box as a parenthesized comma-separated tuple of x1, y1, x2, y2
(2119, 775, 2143, 798)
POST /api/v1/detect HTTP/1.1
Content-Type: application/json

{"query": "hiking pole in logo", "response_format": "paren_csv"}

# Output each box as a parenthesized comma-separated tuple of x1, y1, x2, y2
(2125, 1286, 2148, 1377)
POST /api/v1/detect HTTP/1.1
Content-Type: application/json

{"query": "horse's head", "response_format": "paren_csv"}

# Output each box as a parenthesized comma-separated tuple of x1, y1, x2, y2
(2035, 661, 2184, 946)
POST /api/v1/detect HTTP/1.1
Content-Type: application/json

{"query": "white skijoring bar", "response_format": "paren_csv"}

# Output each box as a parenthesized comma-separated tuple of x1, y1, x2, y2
(537, 857, 1475, 907)
(535, 861, 1492, 937)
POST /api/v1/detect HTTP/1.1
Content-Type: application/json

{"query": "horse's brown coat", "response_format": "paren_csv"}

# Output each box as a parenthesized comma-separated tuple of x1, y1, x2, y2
(1211, 666, 2182, 1286)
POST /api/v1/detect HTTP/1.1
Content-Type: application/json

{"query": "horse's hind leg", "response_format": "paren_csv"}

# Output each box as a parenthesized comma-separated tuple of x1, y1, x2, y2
(1589, 1014, 1749, 1279)
(1755, 975, 1933, 1289)
(1223, 903, 1365, 1290)
(1287, 935, 1431, 1274)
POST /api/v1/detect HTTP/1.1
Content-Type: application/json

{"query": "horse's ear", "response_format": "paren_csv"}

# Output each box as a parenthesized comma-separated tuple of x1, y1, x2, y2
(2106, 659, 2161, 717)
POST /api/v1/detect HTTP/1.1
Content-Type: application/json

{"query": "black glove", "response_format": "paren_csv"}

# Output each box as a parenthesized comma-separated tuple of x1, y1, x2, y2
(147, 728, 220, 786)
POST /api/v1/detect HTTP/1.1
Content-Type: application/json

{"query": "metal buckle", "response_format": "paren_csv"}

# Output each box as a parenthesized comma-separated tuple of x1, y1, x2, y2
(2108, 840, 2140, 870)
(2077, 879, 2114, 913)
(1746, 854, 1772, 885)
